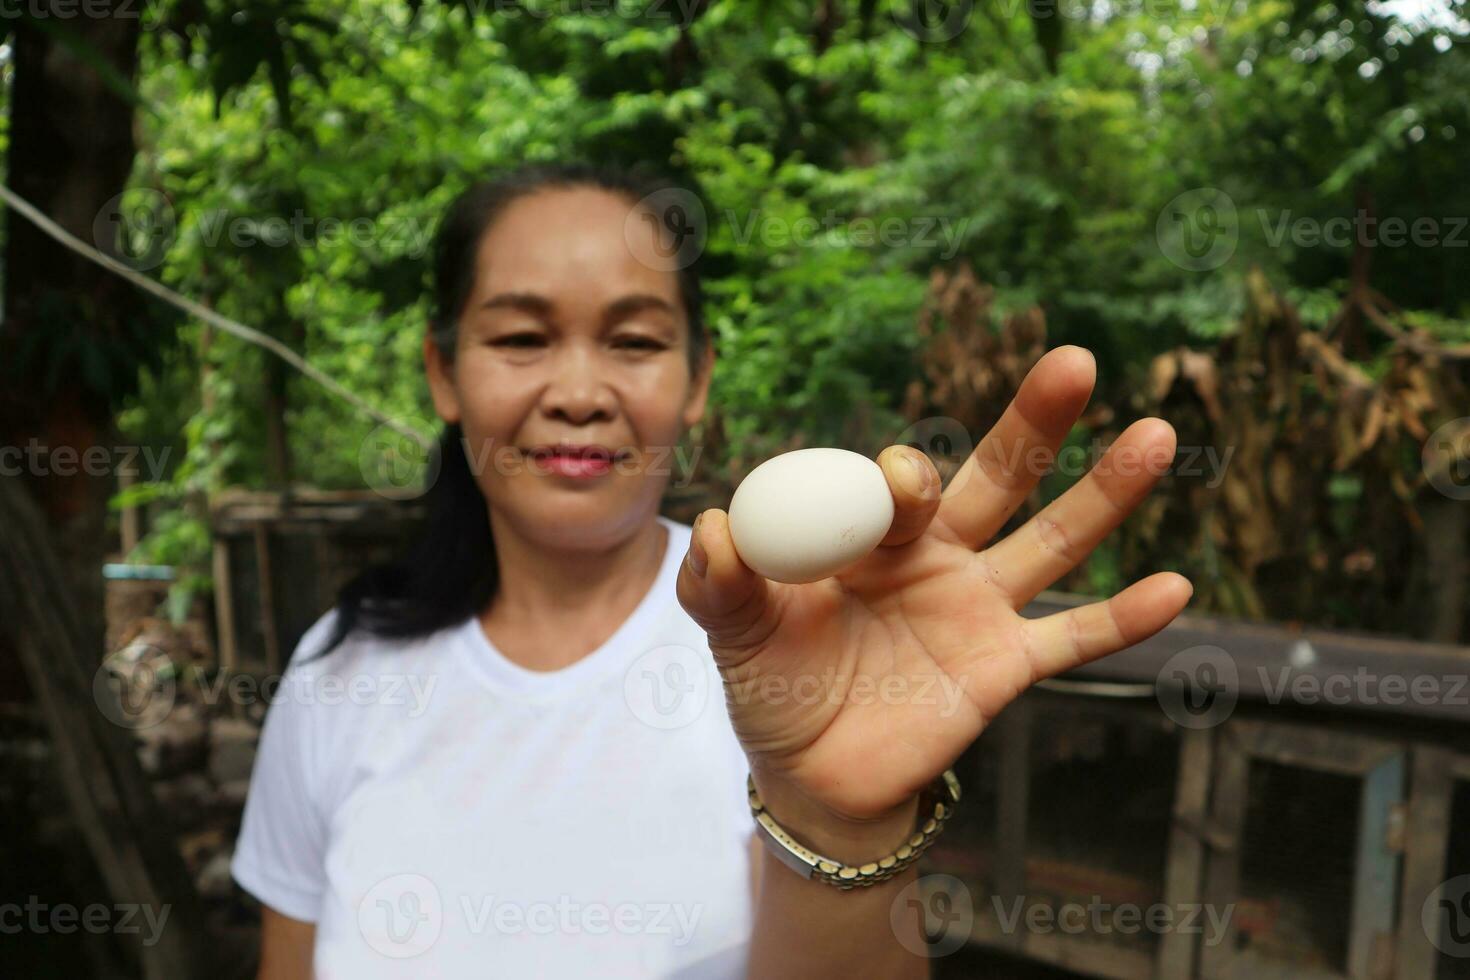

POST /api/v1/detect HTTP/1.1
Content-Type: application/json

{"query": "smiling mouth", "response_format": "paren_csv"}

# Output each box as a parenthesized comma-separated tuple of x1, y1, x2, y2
(524, 448, 633, 463)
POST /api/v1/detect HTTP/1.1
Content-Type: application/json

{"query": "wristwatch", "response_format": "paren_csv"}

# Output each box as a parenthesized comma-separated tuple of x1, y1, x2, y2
(747, 769, 961, 890)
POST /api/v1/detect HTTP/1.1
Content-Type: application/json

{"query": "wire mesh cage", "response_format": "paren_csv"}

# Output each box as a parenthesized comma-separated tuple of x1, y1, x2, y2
(1233, 760, 1361, 972)
(1009, 695, 1180, 970)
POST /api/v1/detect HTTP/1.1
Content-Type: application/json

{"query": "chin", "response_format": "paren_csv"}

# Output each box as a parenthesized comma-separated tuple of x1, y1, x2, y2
(507, 496, 646, 545)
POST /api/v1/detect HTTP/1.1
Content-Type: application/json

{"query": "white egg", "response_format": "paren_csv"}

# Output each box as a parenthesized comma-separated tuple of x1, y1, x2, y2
(727, 447, 895, 584)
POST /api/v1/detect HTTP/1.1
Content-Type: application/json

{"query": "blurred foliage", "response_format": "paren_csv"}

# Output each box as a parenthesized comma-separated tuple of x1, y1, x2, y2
(85, 0, 1469, 633)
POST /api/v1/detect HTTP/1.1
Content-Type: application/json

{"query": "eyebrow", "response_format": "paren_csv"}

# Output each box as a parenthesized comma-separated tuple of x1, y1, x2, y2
(478, 291, 679, 330)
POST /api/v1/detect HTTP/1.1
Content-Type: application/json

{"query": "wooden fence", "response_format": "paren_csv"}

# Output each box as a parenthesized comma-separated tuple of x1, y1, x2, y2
(208, 491, 1470, 979)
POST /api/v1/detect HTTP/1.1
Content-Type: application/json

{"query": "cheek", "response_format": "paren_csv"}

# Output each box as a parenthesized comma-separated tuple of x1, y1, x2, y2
(624, 402, 692, 454)
(454, 359, 527, 430)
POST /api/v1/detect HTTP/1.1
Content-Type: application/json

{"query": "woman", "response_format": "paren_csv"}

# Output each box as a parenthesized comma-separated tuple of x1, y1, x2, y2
(231, 161, 1191, 978)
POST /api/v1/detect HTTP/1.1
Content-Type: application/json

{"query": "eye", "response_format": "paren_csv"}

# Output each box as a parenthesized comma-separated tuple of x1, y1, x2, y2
(492, 333, 545, 348)
(616, 336, 665, 351)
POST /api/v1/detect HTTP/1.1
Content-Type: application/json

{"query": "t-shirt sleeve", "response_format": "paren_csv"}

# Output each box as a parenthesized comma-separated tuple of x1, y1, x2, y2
(230, 611, 339, 923)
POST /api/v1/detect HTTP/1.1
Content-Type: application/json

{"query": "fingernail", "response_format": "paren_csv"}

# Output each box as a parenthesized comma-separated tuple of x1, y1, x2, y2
(900, 451, 933, 496)
(689, 513, 709, 577)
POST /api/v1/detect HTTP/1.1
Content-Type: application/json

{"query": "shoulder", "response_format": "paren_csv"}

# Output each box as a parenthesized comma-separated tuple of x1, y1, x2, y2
(283, 605, 456, 677)
(266, 606, 463, 741)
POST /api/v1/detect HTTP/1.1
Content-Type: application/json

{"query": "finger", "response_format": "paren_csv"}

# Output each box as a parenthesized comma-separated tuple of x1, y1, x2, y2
(982, 418, 1176, 607)
(1019, 572, 1192, 680)
(936, 345, 1096, 550)
(675, 509, 782, 664)
(876, 444, 942, 547)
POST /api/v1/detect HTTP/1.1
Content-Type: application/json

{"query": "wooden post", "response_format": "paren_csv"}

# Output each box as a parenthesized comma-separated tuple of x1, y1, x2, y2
(118, 465, 139, 556)
(1347, 754, 1405, 979)
(993, 697, 1032, 952)
(254, 521, 280, 674)
(1198, 725, 1248, 980)
(1393, 747, 1455, 979)
(1158, 727, 1216, 979)
(210, 536, 236, 677)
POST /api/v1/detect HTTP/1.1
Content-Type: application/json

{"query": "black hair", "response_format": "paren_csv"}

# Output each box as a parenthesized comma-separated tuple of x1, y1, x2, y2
(306, 160, 711, 662)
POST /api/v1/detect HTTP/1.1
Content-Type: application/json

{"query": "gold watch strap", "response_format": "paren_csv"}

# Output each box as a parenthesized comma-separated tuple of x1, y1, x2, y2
(747, 769, 961, 890)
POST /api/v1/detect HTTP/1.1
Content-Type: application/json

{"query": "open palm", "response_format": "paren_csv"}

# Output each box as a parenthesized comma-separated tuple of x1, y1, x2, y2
(676, 346, 1192, 825)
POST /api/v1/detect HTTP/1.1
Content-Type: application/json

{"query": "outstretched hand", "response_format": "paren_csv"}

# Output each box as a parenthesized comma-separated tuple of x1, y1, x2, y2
(676, 345, 1191, 848)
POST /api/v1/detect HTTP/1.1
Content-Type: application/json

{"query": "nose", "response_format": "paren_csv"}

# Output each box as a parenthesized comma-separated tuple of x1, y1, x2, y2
(538, 338, 617, 425)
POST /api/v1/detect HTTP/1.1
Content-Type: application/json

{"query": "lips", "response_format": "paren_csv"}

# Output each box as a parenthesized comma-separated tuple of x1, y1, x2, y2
(523, 443, 626, 478)
(525, 444, 629, 463)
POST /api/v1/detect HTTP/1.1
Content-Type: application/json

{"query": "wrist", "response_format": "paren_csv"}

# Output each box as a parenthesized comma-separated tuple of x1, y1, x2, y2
(748, 768, 922, 865)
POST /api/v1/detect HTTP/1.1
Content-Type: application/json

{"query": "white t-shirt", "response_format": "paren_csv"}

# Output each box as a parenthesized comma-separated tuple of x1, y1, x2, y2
(231, 515, 756, 978)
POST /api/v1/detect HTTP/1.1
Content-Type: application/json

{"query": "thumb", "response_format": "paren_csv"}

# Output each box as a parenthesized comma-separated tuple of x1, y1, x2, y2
(675, 509, 780, 661)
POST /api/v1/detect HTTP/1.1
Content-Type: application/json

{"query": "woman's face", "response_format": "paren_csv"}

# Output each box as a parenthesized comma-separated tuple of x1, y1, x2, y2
(425, 185, 713, 550)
